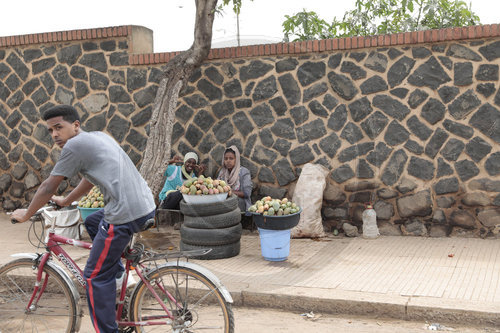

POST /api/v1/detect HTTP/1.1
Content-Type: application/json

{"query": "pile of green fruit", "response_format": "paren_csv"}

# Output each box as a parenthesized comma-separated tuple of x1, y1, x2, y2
(248, 196, 300, 216)
(78, 186, 105, 208)
(179, 176, 232, 195)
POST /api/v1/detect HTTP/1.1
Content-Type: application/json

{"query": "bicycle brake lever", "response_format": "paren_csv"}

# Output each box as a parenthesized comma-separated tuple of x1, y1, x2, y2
(48, 200, 62, 210)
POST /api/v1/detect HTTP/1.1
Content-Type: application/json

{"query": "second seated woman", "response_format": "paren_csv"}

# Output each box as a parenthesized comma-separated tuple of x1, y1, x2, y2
(217, 145, 252, 213)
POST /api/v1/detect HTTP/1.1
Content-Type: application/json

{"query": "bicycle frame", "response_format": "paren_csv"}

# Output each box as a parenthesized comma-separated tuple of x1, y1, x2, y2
(28, 227, 180, 328)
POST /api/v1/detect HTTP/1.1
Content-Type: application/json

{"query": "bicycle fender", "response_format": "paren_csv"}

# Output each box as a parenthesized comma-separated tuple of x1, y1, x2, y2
(10, 253, 84, 331)
(153, 261, 233, 303)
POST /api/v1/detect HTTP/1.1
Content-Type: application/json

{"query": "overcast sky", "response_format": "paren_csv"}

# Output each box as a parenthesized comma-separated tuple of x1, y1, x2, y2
(1, 0, 498, 53)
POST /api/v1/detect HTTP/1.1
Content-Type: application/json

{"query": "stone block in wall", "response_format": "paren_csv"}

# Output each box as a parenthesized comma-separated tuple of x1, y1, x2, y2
(366, 142, 392, 167)
(454, 62, 473, 86)
(360, 75, 388, 95)
(429, 225, 449, 237)
(328, 72, 358, 101)
(407, 56, 451, 90)
(434, 177, 459, 195)
(407, 115, 432, 141)
(465, 136, 492, 162)
(0, 173, 12, 192)
(340, 61, 366, 80)
(272, 159, 296, 186)
(372, 95, 410, 121)
(396, 190, 432, 218)
(342, 222, 359, 237)
(344, 180, 380, 192)
(469, 103, 500, 144)
(253, 76, 277, 101)
(477, 209, 500, 228)
(384, 120, 409, 146)
(390, 87, 409, 99)
(327, 104, 347, 131)
(323, 182, 346, 205)
(450, 210, 476, 229)
(331, 164, 354, 184)
(461, 192, 490, 206)
(341, 122, 364, 144)
(24, 170, 40, 190)
(381, 149, 407, 186)
(455, 159, 480, 182)
(432, 209, 447, 224)
(437, 158, 453, 178)
(448, 89, 481, 120)
(388, 56, 415, 88)
(401, 218, 427, 236)
(374, 200, 394, 220)
(378, 221, 403, 236)
(377, 188, 398, 199)
(351, 205, 364, 226)
(408, 88, 428, 108)
(407, 156, 434, 180)
(440, 138, 464, 162)
(396, 177, 417, 194)
(258, 185, 287, 200)
(323, 206, 348, 220)
(425, 128, 449, 159)
(437, 196, 456, 208)
(485, 152, 500, 176)
(468, 178, 500, 192)
(478, 41, 500, 61)
(304, 83, 328, 104)
(361, 111, 389, 140)
(476, 83, 495, 98)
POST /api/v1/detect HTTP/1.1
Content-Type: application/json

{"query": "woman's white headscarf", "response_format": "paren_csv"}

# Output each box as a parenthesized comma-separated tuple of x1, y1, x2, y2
(184, 152, 198, 163)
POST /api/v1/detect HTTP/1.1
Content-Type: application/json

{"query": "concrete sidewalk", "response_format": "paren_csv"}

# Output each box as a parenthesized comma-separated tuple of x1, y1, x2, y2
(1, 212, 499, 328)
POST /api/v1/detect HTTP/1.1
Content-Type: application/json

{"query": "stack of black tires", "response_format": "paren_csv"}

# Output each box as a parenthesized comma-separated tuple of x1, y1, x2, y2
(179, 195, 242, 259)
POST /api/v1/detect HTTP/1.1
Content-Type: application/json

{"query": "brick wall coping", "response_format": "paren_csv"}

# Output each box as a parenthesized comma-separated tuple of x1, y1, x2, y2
(0, 23, 498, 65)
(129, 23, 500, 65)
(0, 25, 133, 48)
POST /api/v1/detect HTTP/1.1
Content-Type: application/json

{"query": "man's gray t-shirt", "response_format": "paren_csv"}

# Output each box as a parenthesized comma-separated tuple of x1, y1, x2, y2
(51, 131, 155, 225)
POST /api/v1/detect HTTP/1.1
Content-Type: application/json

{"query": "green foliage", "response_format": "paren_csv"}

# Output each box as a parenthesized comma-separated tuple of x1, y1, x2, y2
(282, 0, 481, 41)
(217, 0, 244, 15)
(283, 10, 333, 42)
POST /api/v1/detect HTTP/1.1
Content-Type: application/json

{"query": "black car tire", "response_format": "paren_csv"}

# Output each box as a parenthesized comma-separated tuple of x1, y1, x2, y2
(180, 240, 240, 260)
(179, 195, 238, 217)
(180, 223, 242, 246)
(183, 207, 241, 229)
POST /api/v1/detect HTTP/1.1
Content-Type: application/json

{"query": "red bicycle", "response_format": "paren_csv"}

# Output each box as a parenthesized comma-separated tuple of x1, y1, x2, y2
(0, 205, 234, 332)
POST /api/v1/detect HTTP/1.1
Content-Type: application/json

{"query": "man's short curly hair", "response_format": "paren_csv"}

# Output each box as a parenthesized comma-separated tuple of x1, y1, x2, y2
(42, 105, 80, 123)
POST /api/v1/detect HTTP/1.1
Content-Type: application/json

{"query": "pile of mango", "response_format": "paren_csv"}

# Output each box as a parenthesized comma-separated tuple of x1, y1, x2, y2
(248, 196, 300, 216)
(78, 186, 105, 208)
(180, 176, 232, 195)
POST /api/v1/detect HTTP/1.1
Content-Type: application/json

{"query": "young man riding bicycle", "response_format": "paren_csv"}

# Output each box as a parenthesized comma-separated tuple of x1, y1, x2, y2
(11, 104, 155, 333)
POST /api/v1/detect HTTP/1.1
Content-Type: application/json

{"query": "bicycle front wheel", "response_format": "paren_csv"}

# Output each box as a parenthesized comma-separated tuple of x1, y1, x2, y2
(0, 258, 78, 332)
(129, 265, 234, 333)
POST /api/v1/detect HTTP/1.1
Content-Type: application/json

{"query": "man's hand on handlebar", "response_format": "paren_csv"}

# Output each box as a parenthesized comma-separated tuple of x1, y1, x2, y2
(11, 208, 29, 224)
(51, 195, 69, 207)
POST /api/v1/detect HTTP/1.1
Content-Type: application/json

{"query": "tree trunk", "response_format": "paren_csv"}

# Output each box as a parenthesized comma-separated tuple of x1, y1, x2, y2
(140, 0, 218, 200)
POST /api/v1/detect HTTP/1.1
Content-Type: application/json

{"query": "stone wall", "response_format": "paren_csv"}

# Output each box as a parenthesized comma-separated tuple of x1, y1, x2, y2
(1, 24, 499, 237)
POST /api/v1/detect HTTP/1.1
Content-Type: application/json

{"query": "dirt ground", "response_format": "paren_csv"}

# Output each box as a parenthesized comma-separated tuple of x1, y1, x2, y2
(70, 306, 497, 332)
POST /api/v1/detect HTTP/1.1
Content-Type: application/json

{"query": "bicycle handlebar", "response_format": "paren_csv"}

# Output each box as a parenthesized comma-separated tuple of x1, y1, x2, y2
(11, 201, 62, 225)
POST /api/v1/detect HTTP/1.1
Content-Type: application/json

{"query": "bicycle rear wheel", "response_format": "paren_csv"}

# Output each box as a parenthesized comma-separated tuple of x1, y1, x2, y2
(129, 265, 234, 333)
(0, 258, 78, 333)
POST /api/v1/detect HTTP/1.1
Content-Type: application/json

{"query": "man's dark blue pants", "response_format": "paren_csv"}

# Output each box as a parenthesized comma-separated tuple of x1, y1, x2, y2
(83, 209, 154, 333)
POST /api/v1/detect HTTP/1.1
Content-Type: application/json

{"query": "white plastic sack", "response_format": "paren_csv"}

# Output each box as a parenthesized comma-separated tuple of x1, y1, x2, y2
(291, 163, 329, 238)
(41, 207, 83, 242)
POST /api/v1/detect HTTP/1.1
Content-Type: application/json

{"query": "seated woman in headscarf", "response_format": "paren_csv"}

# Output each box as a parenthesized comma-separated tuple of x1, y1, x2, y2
(159, 152, 205, 209)
(217, 146, 252, 213)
